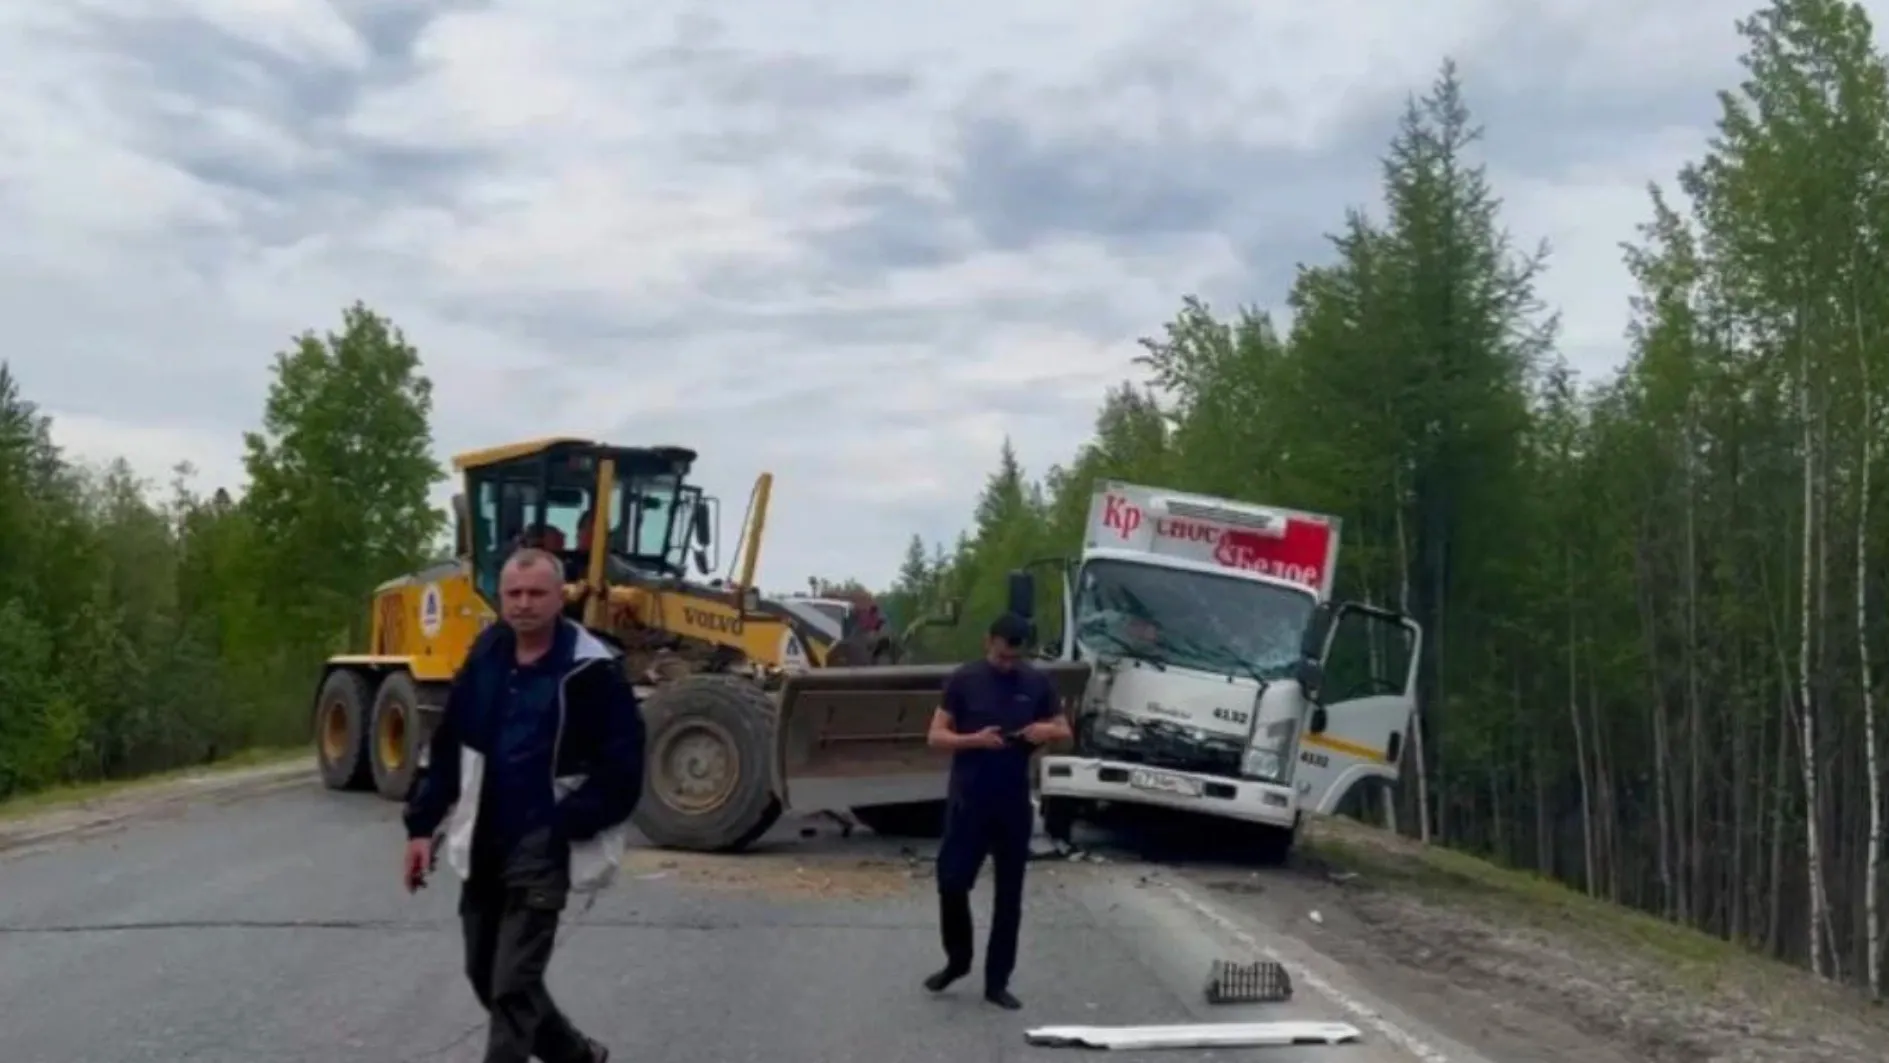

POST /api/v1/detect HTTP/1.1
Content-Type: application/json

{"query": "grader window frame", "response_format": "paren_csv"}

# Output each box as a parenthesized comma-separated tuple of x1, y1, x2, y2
(460, 441, 706, 606)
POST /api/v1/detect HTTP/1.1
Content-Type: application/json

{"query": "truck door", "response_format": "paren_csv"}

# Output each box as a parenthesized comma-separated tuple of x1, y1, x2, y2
(1294, 603, 1420, 815)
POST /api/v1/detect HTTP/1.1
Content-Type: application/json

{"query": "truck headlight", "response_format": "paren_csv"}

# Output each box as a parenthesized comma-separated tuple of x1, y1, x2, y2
(1240, 748, 1282, 780)
(1100, 715, 1144, 744)
(1241, 718, 1296, 781)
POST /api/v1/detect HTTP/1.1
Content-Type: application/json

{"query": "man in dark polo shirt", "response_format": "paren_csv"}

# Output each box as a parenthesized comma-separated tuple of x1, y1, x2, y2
(922, 612, 1072, 1010)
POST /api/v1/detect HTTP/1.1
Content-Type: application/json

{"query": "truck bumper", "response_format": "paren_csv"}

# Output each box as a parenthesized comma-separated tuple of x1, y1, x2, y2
(1038, 755, 1297, 829)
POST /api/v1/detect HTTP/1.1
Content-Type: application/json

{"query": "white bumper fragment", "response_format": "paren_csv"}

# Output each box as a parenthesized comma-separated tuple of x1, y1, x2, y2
(1023, 1021, 1362, 1050)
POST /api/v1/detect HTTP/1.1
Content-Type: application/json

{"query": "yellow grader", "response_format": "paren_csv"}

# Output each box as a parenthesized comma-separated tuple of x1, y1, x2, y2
(309, 437, 1090, 850)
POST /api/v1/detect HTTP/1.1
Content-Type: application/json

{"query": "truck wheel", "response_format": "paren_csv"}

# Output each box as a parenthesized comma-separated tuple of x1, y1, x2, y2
(1041, 796, 1079, 843)
(851, 801, 947, 838)
(369, 672, 426, 801)
(634, 675, 783, 852)
(315, 670, 375, 792)
(1252, 823, 1296, 866)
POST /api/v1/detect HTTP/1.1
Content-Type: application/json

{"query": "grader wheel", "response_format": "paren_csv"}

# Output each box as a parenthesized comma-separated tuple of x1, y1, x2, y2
(369, 672, 426, 801)
(632, 675, 782, 851)
(315, 669, 375, 791)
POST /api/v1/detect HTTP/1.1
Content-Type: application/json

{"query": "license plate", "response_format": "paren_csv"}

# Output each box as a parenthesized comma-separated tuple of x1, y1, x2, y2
(1129, 768, 1203, 797)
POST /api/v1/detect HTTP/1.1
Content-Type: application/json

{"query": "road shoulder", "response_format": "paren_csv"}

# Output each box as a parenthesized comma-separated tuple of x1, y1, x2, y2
(0, 756, 309, 857)
(1182, 814, 1888, 1063)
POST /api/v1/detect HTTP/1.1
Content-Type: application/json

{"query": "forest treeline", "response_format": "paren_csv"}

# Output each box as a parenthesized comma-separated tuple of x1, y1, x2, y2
(875, 1, 1889, 994)
(0, 304, 443, 798)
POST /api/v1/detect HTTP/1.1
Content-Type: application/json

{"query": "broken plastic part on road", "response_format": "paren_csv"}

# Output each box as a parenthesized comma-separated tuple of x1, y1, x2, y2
(1203, 958, 1293, 1004)
(1023, 1020, 1363, 1049)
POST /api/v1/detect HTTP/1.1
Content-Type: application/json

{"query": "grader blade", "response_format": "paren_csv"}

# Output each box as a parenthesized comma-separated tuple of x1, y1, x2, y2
(773, 660, 1094, 816)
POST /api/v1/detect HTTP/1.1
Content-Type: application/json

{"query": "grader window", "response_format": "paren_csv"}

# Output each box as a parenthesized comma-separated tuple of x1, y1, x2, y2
(626, 474, 680, 559)
(470, 467, 593, 602)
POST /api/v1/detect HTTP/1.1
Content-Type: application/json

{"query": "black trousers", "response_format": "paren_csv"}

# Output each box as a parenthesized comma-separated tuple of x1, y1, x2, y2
(934, 796, 1033, 992)
(460, 829, 593, 1063)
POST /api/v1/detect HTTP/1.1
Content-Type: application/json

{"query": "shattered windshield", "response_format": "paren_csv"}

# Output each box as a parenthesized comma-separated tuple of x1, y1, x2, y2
(1073, 558, 1314, 680)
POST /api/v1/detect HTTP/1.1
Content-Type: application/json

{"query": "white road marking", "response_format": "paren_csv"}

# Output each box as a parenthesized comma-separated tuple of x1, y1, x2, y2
(1163, 881, 1453, 1063)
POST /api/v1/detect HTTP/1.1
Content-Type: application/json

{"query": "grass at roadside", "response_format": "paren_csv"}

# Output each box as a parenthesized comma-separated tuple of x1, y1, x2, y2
(1300, 813, 1800, 989)
(0, 746, 306, 822)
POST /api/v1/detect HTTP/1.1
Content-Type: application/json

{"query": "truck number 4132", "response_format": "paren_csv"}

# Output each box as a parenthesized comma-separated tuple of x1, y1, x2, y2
(1211, 707, 1249, 724)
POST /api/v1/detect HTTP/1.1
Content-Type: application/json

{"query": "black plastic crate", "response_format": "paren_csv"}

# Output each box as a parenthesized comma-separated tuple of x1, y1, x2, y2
(1204, 959, 1293, 1004)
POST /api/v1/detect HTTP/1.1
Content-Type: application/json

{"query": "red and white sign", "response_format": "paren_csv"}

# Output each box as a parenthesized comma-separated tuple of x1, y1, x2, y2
(1086, 481, 1341, 599)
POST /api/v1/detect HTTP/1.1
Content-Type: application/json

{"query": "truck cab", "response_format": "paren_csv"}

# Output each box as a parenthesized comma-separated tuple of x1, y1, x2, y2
(1025, 480, 1422, 860)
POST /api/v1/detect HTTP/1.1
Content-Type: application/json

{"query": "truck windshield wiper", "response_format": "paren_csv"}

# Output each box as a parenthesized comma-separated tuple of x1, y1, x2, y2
(1083, 627, 1168, 671)
(1174, 633, 1272, 687)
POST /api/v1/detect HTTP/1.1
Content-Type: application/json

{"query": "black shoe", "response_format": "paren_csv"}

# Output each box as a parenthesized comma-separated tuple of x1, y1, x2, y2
(585, 1039, 610, 1063)
(984, 988, 1022, 1010)
(924, 966, 969, 992)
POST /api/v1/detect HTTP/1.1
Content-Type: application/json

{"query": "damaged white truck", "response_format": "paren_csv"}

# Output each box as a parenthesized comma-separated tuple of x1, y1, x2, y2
(1010, 480, 1421, 861)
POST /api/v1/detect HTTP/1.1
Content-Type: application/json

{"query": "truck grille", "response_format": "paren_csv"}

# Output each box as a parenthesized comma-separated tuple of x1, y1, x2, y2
(1088, 718, 1243, 777)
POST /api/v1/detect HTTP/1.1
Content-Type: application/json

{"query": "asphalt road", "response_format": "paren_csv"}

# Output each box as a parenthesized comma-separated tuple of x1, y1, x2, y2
(0, 782, 1446, 1063)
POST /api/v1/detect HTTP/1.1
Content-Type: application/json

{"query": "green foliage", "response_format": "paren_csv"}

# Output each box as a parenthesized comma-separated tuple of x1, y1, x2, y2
(881, 21, 1889, 991)
(0, 303, 445, 800)
(242, 302, 446, 654)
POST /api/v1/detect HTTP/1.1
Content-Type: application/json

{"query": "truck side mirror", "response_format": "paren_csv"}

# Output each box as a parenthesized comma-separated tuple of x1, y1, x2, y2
(1295, 657, 1324, 702)
(1006, 570, 1036, 621)
(691, 501, 713, 547)
(1299, 602, 1336, 661)
(1309, 706, 1329, 735)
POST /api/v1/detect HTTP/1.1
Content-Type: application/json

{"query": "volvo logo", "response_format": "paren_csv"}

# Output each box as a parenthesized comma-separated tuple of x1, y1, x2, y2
(684, 606, 742, 634)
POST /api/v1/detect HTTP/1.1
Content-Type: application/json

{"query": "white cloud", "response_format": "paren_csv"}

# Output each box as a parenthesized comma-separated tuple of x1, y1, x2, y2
(1496, 125, 1715, 374)
(44, 410, 247, 497)
(0, 0, 1853, 587)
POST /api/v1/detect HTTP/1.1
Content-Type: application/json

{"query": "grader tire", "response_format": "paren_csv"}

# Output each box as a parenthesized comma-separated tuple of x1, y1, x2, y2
(369, 672, 426, 802)
(315, 669, 375, 792)
(633, 675, 783, 852)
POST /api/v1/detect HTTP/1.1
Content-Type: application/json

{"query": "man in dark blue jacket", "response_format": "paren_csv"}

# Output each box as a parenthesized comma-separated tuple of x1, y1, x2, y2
(403, 548, 645, 1063)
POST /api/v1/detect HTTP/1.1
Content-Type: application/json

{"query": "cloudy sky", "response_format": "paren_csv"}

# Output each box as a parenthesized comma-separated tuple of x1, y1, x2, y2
(0, 0, 1805, 588)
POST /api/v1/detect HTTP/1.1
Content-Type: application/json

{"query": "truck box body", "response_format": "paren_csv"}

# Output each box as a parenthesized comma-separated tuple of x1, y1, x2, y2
(1083, 481, 1341, 600)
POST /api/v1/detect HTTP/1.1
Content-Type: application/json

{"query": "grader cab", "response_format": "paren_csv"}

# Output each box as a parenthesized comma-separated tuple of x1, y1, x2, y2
(311, 437, 1093, 851)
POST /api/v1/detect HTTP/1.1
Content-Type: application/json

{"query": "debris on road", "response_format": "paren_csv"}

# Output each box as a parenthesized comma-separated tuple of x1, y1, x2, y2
(1203, 959, 1293, 1004)
(1024, 1020, 1362, 1050)
(620, 850, 917, 900)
